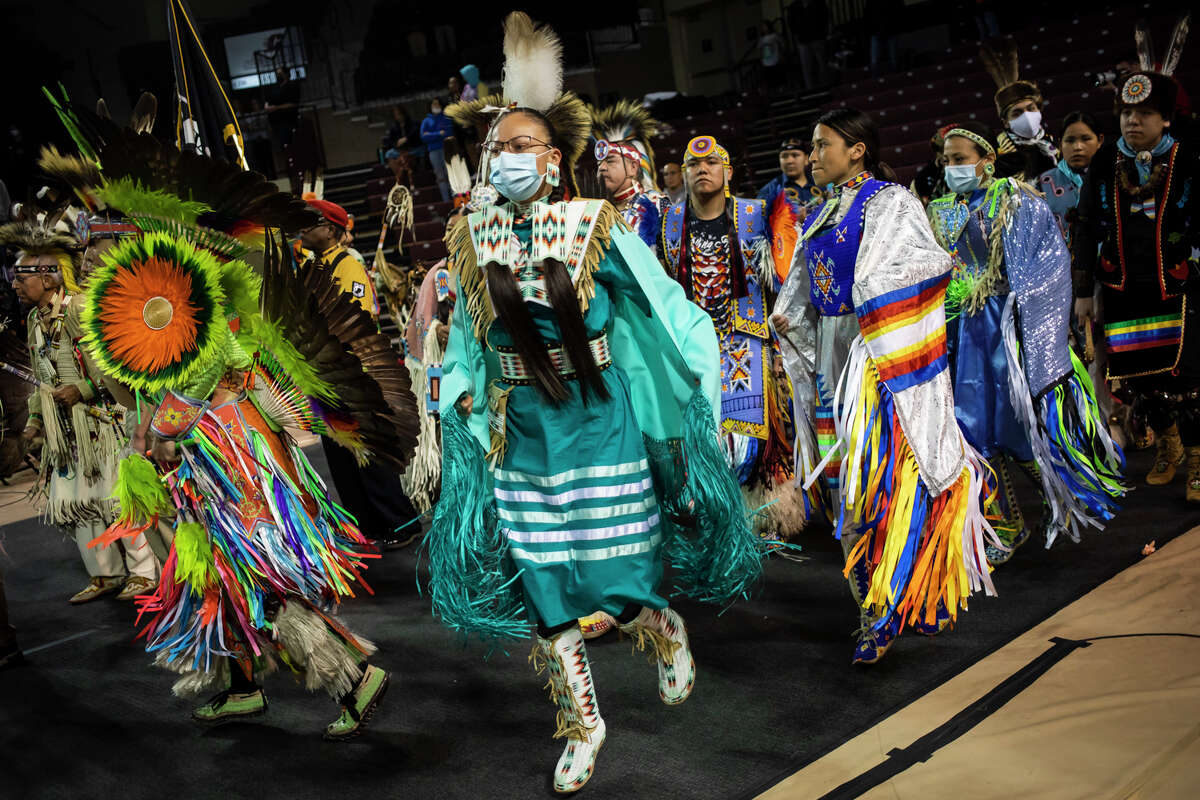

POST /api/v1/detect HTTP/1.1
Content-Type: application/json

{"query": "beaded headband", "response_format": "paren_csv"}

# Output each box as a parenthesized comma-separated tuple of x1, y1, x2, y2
(13, 260, 61, 276)
(684, 135, 730, 167)
(945, 128, 996, 158)
(594, 139, 641, 164)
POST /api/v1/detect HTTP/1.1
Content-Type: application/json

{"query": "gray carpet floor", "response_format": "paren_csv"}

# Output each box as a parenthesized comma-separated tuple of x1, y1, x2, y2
(1, 448, 1194, 800)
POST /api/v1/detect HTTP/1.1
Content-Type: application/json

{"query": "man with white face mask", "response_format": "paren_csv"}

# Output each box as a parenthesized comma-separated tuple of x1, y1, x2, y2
(979, 40, 1058, 180)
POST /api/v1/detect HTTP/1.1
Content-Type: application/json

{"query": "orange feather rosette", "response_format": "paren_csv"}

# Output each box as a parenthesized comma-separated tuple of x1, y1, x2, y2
(82, 232, 228, 395)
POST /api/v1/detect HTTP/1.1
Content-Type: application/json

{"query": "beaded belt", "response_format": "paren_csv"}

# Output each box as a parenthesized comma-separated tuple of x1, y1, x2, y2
(497, 332, 612, 384)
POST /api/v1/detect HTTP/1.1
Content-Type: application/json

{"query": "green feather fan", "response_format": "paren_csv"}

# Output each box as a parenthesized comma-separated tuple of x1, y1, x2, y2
(944, 276, 975, 322)
(218, 259, 263, 321)
(42, 83, 98, 164)
(111, 453, 172, 527)
(174, 521, 216, 594)
(94, 177, 212, 225)
(241, 313, 338, 404)
(81, 232, 229, 395)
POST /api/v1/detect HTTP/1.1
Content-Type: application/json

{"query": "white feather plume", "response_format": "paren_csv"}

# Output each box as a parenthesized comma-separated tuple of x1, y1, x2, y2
(501, 11, 563, 112)
(446, 155, 473, 196)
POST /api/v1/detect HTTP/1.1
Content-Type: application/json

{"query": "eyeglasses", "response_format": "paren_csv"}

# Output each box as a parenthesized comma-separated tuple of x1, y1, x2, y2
(482, 135, 551, 155)
(684, 156, 725, 169)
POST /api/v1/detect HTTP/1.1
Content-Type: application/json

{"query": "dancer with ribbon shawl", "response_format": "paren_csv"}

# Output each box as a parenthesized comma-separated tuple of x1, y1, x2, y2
(929, 123, 1124, 564)
(772, 108, 997, 665)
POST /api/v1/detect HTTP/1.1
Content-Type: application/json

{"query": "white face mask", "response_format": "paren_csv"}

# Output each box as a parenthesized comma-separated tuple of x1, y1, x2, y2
(1009, 109, 1043, 140)
(944, 163, 981, 194)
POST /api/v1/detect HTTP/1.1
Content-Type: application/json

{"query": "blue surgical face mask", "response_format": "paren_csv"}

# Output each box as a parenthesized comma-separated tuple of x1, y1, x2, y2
(489, 151, 545, 203)
(944, 163, 981, 194)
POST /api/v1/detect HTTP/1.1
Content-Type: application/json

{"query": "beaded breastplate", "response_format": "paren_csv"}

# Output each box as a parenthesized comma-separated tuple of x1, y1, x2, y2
(801, 177, 888, 316)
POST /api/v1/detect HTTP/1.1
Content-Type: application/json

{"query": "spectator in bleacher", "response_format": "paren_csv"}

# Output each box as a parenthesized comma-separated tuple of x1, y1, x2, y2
(1097, 57, 1139, 96)
(448, 75, 465, 105)
(790, 0, 830, 90)
(459, 64, 486, 102)
(757, 21, 785, 92)
(661, 161, 686, 206)
(264, 66, 301, 154)
(972, 0, 1000, 39)
(420, 99, 455, 202)
(383, 105, 420, 187)
(864, 0, 902, 77)
(341, 213, 366, 265)
(446, 76, 482, 172)
(303, 197, 423, 548)
(756, 137, 821, 221)
(980, 40, 1058, 180)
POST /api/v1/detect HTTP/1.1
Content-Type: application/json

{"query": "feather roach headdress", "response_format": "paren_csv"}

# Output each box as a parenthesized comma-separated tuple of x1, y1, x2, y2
(0, 221, 83, 294)
(445, 11, 590, 197)
(979, 39, 1042, 120)
(589, 99, 663, 190)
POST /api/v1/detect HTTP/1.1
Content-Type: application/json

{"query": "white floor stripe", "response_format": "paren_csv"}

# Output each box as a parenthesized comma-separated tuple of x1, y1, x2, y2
(25, 627, 103, 655)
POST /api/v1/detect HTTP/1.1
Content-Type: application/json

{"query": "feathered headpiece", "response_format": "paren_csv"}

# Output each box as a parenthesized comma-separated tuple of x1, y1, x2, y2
(36, 89, 318, 259)
(0, 221, 82, 294)
(1118, 14, 1189, 120)
(445, 11, 590, 196)
(446, 155, 473, 208)
(979, 39, 1042, 119)
(590, 99, 663, 190)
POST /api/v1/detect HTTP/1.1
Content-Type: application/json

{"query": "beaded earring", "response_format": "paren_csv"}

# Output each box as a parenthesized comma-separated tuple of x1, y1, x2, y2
(546, 162, 561, 187)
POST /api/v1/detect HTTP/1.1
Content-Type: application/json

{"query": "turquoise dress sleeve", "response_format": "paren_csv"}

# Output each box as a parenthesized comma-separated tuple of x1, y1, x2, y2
(440, 275, 491, 452)
(602, 228, 722, 438)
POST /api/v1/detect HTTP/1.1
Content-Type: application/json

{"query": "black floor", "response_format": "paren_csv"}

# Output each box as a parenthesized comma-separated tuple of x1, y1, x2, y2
(1, 448, 1195, 800)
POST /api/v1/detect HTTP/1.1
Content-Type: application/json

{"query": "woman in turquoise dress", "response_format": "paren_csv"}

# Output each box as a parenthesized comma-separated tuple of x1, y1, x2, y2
(426, 17, 763, 793)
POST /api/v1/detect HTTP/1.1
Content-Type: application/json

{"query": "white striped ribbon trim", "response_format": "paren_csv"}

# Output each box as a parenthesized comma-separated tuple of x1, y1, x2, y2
(864, 303, 945, 356)
(495, 458, 650, 489)
(505, 514, 661, 544)
(508, 533, 663, 565)
(495, 476, 654, 506)
(497, 497, 658, 525)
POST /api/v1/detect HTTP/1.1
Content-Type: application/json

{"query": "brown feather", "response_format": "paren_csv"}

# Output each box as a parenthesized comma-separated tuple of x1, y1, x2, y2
(978, 38, 1020, 88)
(130, 92, 158, 134)
(1135, 19, 1155, 71)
